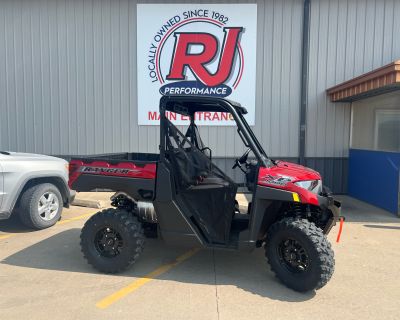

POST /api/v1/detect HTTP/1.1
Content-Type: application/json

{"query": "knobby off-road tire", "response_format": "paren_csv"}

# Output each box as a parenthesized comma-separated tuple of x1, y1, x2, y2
(80, 208, 145, 274)
(18, 183, 63, 230)
(265, 218, 334, 292)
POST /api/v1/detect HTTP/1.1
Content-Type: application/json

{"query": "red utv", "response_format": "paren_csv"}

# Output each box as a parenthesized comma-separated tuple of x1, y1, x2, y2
(69, 95, 342, 292)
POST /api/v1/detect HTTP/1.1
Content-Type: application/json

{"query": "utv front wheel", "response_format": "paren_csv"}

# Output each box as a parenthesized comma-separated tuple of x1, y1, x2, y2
(265, 218, 334, 292)
(80, 209, 145, 273)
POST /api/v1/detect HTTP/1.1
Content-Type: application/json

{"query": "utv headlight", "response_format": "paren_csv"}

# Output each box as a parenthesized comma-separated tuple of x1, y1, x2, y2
(294, 180, 321, 193)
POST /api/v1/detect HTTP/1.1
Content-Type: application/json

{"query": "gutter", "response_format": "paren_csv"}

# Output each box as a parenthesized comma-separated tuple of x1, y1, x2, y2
(299, 0, 311, 165)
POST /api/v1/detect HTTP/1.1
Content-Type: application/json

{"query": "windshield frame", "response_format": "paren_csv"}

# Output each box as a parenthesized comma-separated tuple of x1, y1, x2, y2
(236, 112, 272, 167)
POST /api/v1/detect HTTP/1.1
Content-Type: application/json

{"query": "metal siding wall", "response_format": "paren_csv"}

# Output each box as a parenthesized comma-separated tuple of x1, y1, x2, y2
(306, 0, 400, 157)
(1, 0, 399, 194)
(305, 157, 348, 194)
(0, 0, 303, 158)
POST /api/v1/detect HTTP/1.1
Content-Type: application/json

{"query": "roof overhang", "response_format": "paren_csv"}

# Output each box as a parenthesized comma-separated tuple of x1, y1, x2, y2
(326, 60, 400, 102)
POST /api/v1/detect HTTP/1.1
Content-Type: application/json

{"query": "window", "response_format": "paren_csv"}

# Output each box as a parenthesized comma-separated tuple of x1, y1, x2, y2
(374, 110, 400, 152)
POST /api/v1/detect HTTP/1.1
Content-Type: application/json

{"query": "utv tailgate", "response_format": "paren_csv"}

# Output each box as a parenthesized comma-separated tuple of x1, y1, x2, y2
(69, 155, 157, 201)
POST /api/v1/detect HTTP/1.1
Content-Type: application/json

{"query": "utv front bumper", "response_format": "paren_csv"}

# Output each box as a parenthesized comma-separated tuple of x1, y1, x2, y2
(317, 193, 342, 234)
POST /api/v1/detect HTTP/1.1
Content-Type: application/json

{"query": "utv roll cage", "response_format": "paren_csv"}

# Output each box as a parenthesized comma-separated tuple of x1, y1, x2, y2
(159, 95, 270, 168)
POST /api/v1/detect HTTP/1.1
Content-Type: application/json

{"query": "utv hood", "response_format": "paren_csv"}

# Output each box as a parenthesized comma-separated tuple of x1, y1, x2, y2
(257, 160, 323, 205)
(266, 160, 321, 182)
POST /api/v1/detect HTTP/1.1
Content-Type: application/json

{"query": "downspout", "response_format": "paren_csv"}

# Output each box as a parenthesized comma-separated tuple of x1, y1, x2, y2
(299, 0, 311, 165)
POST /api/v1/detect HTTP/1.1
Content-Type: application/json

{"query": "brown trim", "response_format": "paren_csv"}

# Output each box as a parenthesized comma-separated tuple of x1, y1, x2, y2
(327, 60, 400, 102)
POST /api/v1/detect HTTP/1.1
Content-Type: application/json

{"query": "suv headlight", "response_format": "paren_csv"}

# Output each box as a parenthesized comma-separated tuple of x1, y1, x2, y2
(294, 180, 321, 193)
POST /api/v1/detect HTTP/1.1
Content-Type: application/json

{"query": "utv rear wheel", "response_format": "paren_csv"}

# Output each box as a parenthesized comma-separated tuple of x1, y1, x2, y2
(265, 218, 334, 292)
(80, 209, 144, 273)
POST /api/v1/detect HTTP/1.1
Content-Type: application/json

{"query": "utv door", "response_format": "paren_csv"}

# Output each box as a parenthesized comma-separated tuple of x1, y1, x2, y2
(164, 120, 237, 244)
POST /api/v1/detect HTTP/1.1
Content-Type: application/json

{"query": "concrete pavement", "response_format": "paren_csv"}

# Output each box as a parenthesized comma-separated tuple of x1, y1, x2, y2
(0, 195, 399, 320)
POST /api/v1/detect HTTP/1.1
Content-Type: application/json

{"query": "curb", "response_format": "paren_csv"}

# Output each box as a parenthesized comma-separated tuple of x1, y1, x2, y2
(71, 199, 106, 209)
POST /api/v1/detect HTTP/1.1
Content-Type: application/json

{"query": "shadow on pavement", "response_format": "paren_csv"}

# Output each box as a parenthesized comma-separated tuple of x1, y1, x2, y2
(336, 195, 399, 223)
(363, 224, 400, 230)
(0, 214, 35, 234)
(1, 228, 315, 302)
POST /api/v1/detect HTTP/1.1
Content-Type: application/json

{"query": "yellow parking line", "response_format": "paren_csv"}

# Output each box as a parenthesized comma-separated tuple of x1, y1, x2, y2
(56, 212, 96, 225)
(0, 234, 15, 240)
(0, 211, 97, 242)
(96, 248, 200, 309)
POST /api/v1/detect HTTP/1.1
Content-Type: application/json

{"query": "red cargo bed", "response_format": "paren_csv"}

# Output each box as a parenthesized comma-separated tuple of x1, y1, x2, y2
(68, 153, 158, 201)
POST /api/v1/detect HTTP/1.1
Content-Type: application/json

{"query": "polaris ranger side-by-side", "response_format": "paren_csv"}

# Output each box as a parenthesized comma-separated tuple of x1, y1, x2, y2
(69, 96, 343, 292)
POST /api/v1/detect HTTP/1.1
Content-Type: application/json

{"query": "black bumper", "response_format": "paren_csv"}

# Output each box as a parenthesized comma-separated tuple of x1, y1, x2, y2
(317, 193, 342, 234)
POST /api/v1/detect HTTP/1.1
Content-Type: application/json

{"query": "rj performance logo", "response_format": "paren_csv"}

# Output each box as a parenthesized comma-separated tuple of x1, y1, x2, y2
(146, 10, 245, 98)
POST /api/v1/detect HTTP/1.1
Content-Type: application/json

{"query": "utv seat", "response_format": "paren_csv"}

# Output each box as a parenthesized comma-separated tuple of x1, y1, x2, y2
(198, 175, 229, 187)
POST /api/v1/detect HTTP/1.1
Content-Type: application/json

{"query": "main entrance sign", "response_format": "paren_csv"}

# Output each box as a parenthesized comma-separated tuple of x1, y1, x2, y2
(137, 4, 257, 125)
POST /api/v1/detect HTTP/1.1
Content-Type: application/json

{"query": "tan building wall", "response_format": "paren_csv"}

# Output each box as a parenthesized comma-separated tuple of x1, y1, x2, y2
(351, 91, 400, 150)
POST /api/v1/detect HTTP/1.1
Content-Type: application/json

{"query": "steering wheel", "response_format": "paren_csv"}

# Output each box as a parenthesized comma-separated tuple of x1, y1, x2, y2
(232, 148, 251, 170)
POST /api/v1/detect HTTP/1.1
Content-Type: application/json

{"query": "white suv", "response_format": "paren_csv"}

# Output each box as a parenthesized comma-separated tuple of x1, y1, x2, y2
(0, 151, 75, 229)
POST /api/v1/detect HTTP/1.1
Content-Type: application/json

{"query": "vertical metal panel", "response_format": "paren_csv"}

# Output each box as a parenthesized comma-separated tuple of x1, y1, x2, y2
(0, 0, 303, 158)
(256, 0, 303, 158)
(190, 0, 303, 159)
(304, 157, 348, 193)
(306, 0, 400, 157)
(349, 149, 399, 214)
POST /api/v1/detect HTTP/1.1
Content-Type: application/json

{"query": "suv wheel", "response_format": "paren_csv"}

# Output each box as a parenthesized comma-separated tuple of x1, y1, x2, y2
(18, 183, 63, 229)
(265, 218, 335, 292)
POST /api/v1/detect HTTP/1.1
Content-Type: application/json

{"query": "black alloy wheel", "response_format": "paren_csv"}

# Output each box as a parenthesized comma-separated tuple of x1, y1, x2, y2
(277, 238, 310, 273)
(94, 226, 124, 258)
